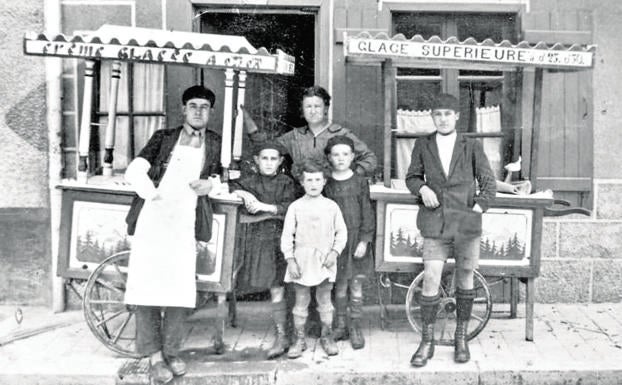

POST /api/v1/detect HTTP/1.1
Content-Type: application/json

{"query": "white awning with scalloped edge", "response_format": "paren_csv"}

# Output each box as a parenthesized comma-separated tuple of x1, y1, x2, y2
(345, 32, 595, 71)
(23, 24, 295, 75)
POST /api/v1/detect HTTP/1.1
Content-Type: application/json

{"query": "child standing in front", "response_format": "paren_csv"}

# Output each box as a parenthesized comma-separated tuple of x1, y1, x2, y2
(229, 142, 297, 360)
(281, 156, 348, 359)
(323, 136, 375, 350)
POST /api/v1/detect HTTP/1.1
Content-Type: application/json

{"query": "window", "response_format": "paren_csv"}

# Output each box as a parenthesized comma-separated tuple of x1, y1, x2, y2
(392, 12, 520, 180)
(95, 62, 166, 172)
(60, 61, 166, 178)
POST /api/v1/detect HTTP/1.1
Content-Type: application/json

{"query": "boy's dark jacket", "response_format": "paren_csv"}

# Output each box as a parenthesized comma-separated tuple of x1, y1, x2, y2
(125, 127, 222, 242)
(405, 132, 497, 239)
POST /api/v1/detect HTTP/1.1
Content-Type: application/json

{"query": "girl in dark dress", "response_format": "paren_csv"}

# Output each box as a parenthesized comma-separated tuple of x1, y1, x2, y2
(323, 136, 375, 349)
(230, 142, 297, 359)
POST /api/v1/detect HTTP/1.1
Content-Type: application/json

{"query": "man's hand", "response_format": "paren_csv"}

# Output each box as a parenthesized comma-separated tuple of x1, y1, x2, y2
(353, 241, 368, 259)
(189, 179, 213, 196)
(420, 185, 440, 208)
(287, 259, 301, 279)
(323, 250, 339, 268)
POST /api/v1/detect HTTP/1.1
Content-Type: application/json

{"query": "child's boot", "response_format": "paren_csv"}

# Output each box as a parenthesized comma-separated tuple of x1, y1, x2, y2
(410, 293, 440, 367)
(267, 301, 289, 359)
(332, 296, 348, 341)
(454, 288, 476, 363)
(348, 297, 365, 349)
(320, 324, 339, 356)
(287, 325, 307, 359)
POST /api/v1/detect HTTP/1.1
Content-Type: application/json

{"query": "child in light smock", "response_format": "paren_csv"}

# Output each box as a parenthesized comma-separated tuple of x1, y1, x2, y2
(280, 156, 348, 359)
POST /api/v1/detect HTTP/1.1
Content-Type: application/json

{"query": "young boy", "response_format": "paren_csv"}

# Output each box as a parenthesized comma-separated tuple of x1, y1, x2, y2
(281, 156, 348, 359)
(323, 136, 374, 349)
(229, 142, 297, 359)
(405, 93, 496, 367)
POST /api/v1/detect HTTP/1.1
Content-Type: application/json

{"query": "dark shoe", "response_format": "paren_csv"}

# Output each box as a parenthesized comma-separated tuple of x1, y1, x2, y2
(320, 324, 338, 356)
(410, 323, 435, 367)
(267, 322, 289, 359)
(287, 327, 307, 359)
(454, 320, 470, 363)
(332, 314, 348, 341)
(165, 356, 186, 376)
(150, 361, 173, 384)
(348, 319, 365, 350)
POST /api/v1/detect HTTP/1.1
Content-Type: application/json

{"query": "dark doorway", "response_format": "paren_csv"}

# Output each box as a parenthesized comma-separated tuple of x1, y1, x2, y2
(200, 11, 315, 137)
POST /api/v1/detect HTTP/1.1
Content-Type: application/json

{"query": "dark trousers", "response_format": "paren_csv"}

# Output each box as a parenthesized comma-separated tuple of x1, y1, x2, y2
(135, 306, 190, 357)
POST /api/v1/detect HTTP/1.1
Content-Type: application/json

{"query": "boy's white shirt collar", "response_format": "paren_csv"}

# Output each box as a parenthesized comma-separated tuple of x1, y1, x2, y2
(436, 130, 457, 176)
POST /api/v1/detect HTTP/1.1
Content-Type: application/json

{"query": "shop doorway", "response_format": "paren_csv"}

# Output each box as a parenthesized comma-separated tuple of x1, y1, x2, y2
(200, 10, 315, 138)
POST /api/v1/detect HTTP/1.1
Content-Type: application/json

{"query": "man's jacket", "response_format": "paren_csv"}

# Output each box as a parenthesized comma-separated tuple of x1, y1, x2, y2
(125, 127, 222, 242)
(405, 133, 496, 239)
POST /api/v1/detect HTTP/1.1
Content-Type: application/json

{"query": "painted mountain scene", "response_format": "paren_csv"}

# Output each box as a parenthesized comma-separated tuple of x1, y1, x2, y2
(387, 204, 530, 261)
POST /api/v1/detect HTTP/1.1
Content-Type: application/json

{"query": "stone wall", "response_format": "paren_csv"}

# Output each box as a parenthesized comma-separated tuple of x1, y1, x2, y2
(535, 1, 622, 304)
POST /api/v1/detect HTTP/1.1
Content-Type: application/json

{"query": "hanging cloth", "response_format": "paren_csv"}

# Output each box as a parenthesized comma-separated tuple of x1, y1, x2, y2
(124, 140, 204, 308)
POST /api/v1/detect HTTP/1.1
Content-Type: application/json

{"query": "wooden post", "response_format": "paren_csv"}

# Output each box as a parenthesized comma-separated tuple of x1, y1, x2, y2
(221, 68, 235, 182)
(526, 277, 535, 341)
(382, 59, 396, 188)
(103, 61, 121, 177)
(529, 68, 544, 191)
(231, 70, 247, 180)
(77, 60, 96, 183)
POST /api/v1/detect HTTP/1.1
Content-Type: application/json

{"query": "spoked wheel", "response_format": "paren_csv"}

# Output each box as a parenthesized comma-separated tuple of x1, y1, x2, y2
(405, 269, 492, 345)
(83, 251, 140, 358)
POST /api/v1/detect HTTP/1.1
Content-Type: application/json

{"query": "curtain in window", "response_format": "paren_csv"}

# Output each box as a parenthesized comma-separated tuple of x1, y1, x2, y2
(396, 109, 436, 134)
(476, 105, 503, 179)
(395, 108, 437, 180)
(99, 63, 165, 170)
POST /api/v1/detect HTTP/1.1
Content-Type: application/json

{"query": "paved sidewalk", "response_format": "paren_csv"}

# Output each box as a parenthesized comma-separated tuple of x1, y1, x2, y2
(0, 303, 621, 385)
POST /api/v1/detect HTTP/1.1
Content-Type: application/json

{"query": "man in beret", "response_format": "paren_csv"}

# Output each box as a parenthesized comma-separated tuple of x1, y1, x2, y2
(405, 93, 496, 367)
(124, 85, 222, 383)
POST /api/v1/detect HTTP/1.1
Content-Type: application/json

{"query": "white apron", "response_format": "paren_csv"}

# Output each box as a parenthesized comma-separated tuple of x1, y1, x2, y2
(124, 141, 204, 308)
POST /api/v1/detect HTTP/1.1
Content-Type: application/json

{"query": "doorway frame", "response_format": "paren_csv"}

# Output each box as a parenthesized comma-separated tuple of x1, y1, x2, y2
(166, 0, 332, 123)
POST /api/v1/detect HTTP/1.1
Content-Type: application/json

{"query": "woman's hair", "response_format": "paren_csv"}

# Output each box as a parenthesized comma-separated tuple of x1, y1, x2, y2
(292, 155, 331, 181)
(301, 85, 331, 108)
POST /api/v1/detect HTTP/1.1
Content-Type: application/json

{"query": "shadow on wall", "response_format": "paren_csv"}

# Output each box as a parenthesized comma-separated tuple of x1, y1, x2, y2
(5, 82, 48, 152)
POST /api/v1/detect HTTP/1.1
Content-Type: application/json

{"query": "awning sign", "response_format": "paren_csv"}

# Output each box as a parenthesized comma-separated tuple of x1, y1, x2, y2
(24, 39, 295, 74)
(347, 37, 593, 69)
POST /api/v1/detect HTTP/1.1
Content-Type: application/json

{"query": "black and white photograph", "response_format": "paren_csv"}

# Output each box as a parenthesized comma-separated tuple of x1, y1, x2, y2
(1, 1, 621, 384)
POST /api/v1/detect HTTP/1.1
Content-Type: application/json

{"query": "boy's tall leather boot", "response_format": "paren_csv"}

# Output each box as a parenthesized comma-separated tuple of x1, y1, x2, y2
(454, 287, 476, 363)
(287, 324, 307, 359)
(333, 296, 348, 341)
(348, 296, 365, 349)
(320, 323, 339, 356)
(267, 301, 289, 359)
(410, 293, 440, 367)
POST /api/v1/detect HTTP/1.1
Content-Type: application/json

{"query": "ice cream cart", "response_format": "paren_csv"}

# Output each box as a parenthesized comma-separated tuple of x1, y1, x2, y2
(23, 24, 295, 357)
(343, 31, 595, 342)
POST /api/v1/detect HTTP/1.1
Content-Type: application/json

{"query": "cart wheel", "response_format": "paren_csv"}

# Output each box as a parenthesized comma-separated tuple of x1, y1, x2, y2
(83, 251, 140, 358)
(405, 269, 492, 346)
